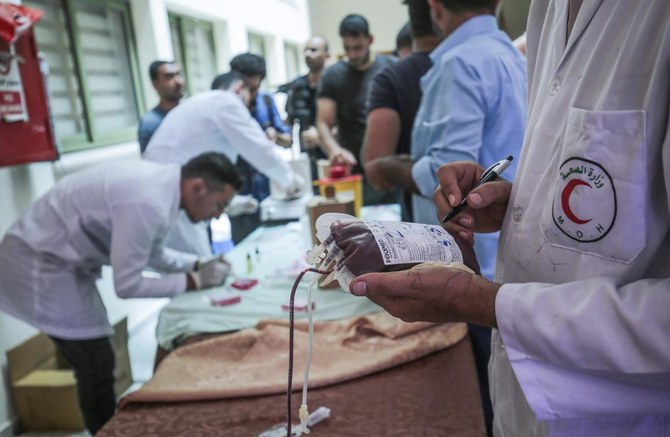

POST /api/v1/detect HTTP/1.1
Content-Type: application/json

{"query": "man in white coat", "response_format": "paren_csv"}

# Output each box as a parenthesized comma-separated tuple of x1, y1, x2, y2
(349, 1, 670, 435)
(144, 71, 302, 255)
(0, 152, 241, 434)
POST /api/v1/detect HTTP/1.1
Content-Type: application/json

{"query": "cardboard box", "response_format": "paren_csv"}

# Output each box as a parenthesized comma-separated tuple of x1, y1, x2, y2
(111, 318, 133, 397)
(6, 318, 133, 432)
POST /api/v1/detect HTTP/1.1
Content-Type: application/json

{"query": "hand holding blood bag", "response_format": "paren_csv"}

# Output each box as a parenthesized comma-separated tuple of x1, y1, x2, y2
(307, 214, 470, 291)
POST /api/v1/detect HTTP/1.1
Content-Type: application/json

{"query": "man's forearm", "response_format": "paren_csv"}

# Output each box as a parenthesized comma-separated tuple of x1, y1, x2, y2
(367, 155, 418, 193)
(463, 274, 500, 328)
(316, 120, 340, 158)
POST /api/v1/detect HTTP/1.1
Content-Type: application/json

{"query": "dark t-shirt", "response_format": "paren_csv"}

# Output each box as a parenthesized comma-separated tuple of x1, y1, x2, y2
(365, 52, 432, 221)
(283, 74, 328, 171)
(366, 51, 433, 155)
(318, 55, 396, 173)
(285, 74, 317, 128)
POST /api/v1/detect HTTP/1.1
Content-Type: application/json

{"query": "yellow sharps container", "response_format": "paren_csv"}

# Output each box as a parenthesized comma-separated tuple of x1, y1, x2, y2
(314, 173, 363, 217)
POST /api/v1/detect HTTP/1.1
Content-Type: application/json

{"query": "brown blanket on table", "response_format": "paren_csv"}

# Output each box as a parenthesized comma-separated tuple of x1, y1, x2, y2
(123, 313, 467, 404)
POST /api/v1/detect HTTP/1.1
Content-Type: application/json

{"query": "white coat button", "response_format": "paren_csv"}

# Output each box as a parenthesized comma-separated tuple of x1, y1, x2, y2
(549, 78, 561, 95)
(512, 206, 523, 223)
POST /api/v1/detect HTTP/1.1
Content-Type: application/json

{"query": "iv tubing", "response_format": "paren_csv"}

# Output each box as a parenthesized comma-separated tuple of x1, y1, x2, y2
(287, 268, 331, 437)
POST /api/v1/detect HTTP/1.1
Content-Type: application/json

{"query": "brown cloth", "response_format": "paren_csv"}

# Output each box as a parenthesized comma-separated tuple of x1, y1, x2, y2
(99, 338, 485, 437)
(123, 313, 467, 404)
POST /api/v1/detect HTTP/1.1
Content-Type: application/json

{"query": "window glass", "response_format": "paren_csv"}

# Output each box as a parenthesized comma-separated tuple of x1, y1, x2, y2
(248, 32, 266, 58)
(169, 14, 216, 97)
(24, 0, 141, 152)
(74, 2, 139, 135)
(247, 32, 269, 91)
(284, 42, 301, 81)
(24, 0, 87, 139)
(184, 20, 216, 94)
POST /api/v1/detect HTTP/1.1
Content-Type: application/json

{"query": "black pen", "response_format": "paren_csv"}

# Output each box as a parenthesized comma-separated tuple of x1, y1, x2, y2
(442, 155, 514, 223)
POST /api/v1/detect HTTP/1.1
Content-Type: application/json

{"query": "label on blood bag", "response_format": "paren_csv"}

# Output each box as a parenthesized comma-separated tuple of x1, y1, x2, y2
(362, 220, 463, 266)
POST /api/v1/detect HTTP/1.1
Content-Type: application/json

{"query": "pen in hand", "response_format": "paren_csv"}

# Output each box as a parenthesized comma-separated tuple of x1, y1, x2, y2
(442, 155, 514, 223)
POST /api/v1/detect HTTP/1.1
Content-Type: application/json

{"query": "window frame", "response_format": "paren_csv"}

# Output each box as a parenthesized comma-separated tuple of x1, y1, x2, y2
(168, 12, 217, 97)
(33, 0, 145, 153)
(247, 31, 272, 91)
(284, 41, 302, 82)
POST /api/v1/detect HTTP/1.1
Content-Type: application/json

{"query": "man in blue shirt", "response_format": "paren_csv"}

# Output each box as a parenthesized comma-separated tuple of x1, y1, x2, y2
(137, 60, 184, 153)
(229, 53, 292, 242)
(230, 53, 291, 149)
(413, 0, 526, 279)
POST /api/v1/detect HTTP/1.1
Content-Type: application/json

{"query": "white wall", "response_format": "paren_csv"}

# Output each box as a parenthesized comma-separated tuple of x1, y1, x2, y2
(207, 0, 310, 85)
(0, 0, 312, 432)
(308, 0, 408, 61)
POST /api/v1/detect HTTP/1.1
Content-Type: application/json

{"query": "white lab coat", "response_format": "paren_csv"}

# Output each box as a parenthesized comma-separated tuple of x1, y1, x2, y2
(491, 1, 670, 436)
(0, 161, 198, 340)
(143, 90, 295, 255)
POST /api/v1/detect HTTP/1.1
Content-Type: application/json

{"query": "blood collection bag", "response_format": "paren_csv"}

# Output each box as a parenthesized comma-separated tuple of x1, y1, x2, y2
(306, 213, 465, 291)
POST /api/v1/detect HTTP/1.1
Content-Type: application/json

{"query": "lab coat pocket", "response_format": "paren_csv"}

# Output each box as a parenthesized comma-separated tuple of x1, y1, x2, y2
(539, 107, 646, 263)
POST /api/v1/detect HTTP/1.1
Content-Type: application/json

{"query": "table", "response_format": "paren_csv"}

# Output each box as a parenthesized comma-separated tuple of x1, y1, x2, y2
(98, 205, 486, 436)
(156, 206, 401, 350)
(98, 338, 486, 437)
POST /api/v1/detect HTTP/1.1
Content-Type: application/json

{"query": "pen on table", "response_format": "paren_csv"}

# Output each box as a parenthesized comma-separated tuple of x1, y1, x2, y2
(442, 155, 514, 223)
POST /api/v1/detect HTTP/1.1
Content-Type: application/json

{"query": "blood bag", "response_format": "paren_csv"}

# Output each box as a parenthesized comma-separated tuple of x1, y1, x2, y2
(306, 213, 464, 291)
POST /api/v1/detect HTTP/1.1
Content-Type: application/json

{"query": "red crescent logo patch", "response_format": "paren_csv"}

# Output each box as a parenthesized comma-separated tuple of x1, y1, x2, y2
(561, 179, 592, 225)
(552, 157, 616, 242)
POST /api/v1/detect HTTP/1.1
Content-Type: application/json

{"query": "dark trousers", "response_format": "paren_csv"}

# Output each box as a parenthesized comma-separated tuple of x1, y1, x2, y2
(468, 324, 494, 437)
(49, 335, 117, 435)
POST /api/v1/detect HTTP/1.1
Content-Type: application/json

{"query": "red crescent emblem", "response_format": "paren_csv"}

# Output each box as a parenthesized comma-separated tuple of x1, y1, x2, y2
(561, 179, 592, 224)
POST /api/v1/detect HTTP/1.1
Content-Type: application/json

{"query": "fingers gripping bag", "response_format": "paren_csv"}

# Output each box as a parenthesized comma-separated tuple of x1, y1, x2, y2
(306, 213, 464, 291)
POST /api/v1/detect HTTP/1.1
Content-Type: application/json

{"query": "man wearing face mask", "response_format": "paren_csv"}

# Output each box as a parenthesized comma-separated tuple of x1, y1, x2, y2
(0, 152, 240, 435)
(316, 14, 395, 205)
(228, 53, 295, 242)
